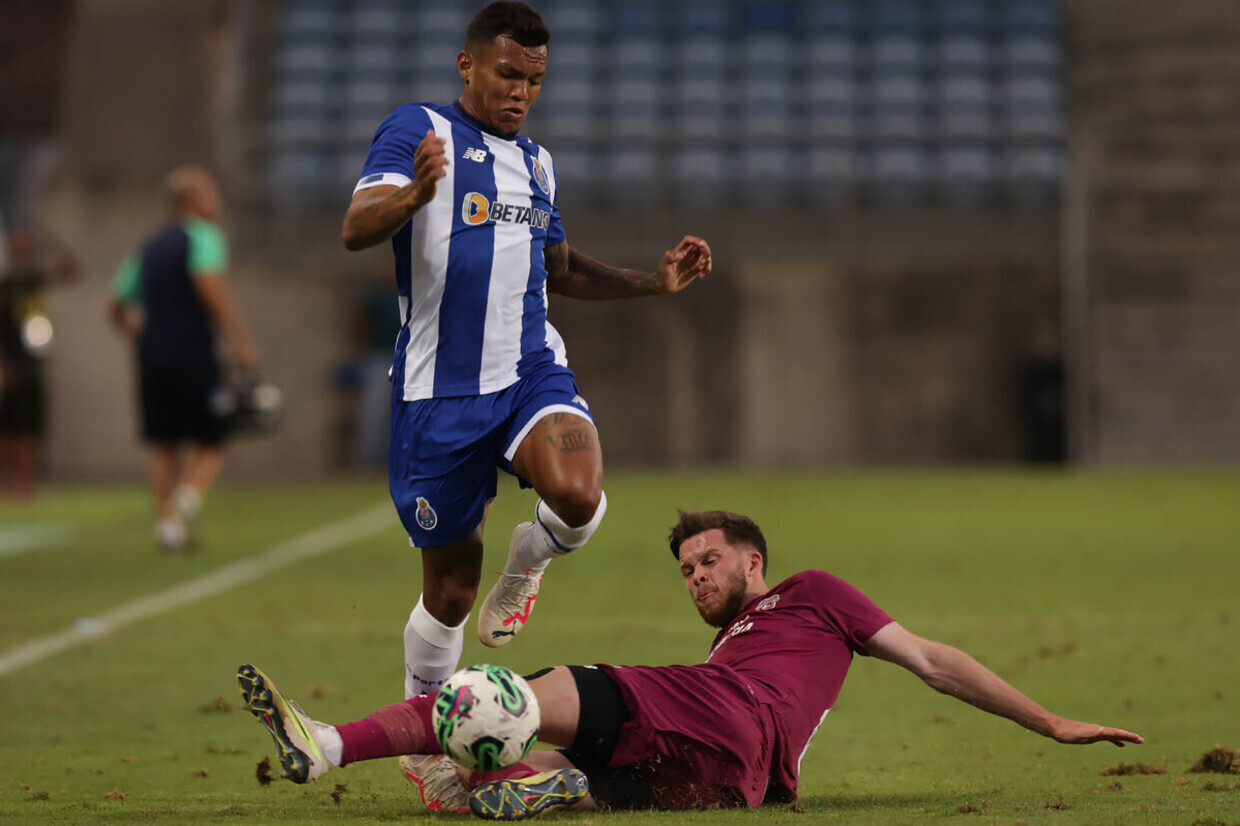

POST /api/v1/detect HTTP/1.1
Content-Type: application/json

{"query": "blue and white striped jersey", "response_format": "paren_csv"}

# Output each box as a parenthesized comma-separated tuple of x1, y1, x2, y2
(355, 102, 568, 401)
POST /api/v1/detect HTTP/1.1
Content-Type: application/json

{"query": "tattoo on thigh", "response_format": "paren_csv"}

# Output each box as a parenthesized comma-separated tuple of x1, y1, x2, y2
(546, 428, 596, 452)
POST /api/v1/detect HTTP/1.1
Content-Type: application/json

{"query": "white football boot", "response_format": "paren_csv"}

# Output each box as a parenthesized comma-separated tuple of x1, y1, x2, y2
(400, 754, 470, 814)
(477, 523, 545, 648)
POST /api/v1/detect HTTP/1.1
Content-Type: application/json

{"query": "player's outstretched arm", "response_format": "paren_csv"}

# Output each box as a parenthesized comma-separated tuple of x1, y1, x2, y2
(545, 236, 712, 301)
(341, 130, 448, 251)
(864, 622, 1144, 747)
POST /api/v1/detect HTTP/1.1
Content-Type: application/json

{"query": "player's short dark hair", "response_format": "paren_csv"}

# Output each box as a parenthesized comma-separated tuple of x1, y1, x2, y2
(465, 2, 550, 50)
(669, 510, 768, 576)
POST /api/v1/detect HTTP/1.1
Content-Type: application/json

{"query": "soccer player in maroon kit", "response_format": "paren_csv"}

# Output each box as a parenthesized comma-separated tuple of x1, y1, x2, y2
(238, 510, 1143, 820)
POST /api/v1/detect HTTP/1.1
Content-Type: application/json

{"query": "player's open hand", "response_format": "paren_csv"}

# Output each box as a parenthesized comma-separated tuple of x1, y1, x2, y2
(655, 236, 712, 295)
(1050, 717, 1144, 747)
(412, 130, 449, 207)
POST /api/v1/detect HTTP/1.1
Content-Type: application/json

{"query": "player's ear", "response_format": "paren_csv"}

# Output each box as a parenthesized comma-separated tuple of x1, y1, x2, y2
(458, 50, 473, 84)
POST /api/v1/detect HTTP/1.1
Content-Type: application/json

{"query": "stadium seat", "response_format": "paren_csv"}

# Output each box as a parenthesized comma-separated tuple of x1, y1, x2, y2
(1005, 36, 1063, 72)
(744, 33, 793, 71)
(680, 0, 732, 34)
(1003, 0, 1061, 33)
(614, 38, 663, 73)
(936, 35, 990, 71)
(871, 0, 924, 34)
(802, 0, 860, 34)
(936, 0, 990, 34)
(543, 1, 603, 36)
(743, 0, 794, 33)
(807, 35, 858, 69)
(871, 35, 924, 71)
(613, 0, 663, 35)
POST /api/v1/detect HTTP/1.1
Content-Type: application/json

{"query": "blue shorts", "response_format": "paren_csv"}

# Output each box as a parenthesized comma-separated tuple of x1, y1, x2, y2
(389, 364, 594, 547)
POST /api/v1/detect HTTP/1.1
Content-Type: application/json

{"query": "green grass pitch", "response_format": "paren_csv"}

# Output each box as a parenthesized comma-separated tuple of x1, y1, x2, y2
(1, 470, 1237, 824)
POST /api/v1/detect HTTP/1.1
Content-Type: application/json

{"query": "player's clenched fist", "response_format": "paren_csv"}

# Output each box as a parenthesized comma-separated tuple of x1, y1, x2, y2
(411, 129, 449, 208)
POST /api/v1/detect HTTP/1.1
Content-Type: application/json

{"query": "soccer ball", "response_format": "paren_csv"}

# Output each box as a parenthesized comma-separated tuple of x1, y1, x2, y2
(432, 664, 540, 771)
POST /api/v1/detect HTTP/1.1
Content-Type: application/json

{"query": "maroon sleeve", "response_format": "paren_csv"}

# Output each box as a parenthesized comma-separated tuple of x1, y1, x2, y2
(804, 570, 894, 655)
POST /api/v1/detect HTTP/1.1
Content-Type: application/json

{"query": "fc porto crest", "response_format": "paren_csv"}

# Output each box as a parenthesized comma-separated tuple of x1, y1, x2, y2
(531, 158, 551, 195)
(415, 496, 438, 531)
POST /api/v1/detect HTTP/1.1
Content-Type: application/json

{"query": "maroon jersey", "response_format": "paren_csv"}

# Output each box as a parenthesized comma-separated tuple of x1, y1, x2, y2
(600, 570, 893, 808)
(706, 570, 893, 802)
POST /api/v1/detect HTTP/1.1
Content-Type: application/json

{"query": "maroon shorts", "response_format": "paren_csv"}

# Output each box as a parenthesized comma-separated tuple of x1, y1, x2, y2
(597, 663, 775, 809)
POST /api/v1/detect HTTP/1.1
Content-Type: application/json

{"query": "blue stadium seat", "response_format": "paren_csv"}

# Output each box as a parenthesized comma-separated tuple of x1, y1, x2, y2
(406, 78, 460, 106)
(349, 5, 400, 39)
(272, 78, 332, 114)
(280, 4, 337, 38)
(806, 35, 858, 69)
(936, 35, 990, 70)
(871, 0, 924, 33)
(871, 35, 924, 70)
(538, 77, 595, 116)
(1004, 36, 1062, 72)
(936, 0, 990, 34)
(807, 77, 859, 139)
(614, 38, 663, 73)
(606, 77, 663, 138)
(274, 43, 337, 76)
(802, 0, 860, 34)
(678, 35, 727, 71)
(549, 39, 598, 75)
(673, 76, 727, 115)
(744, 0, 793, 32)
(937, 73, 994, 140)
(680, 0, 732, 34)
(742, 77, 792, 138)
(744, 33, 794, 71)
(613, 0, 664, 35)
(1003, 0, 1060, 33)
(346, 42, 398, 75)
(543, 1, 603, 36)
(418, 5, 471, 37)
(545, 146, 592, 189)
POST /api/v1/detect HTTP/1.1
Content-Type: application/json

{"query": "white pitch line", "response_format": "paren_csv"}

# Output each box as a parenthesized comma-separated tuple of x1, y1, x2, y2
(0, 501, 393, 678)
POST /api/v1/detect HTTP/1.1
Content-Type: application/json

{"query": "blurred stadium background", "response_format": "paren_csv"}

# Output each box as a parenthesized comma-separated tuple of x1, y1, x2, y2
(2, 0, 1239, 484)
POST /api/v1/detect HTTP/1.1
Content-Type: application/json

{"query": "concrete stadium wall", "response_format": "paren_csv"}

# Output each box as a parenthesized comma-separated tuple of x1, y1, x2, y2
(1065, 0, 1240, 463)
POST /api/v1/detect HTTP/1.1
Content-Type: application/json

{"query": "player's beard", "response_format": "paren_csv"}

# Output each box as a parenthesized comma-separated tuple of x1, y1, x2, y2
(698, 567, 749, 628)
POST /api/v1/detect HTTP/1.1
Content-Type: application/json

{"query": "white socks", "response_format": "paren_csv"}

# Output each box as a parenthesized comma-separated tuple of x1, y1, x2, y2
(404, 596, 466, 700)
(318, 724, 344, 767)
(511, 493, 608, 572)
(173, 484, 203, 521)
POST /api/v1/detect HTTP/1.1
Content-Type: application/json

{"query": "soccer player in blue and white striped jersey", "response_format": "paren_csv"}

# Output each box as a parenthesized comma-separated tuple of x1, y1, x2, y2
(341, 2, 712, 703)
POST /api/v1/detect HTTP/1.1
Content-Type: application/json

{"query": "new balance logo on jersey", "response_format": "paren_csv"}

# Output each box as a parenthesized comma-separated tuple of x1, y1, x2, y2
(462, 147, 488, 163)
(461, 192, 551, 230)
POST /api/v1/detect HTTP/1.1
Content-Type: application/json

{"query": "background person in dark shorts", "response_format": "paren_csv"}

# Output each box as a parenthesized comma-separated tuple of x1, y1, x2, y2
(236, 510, 1143, 818)
(108, 165, 259, 551)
